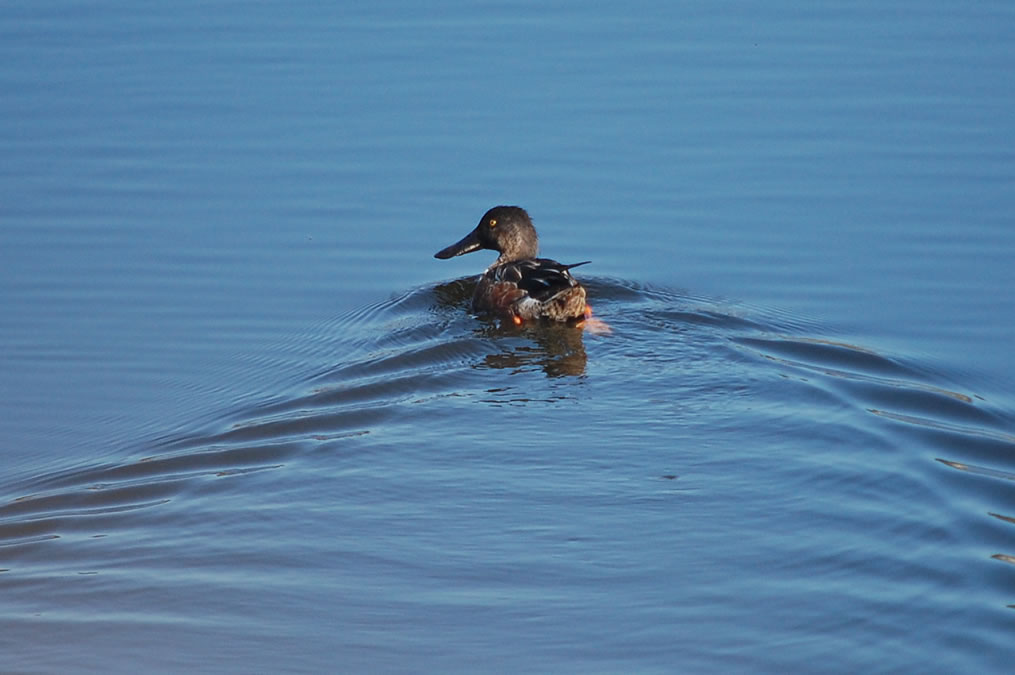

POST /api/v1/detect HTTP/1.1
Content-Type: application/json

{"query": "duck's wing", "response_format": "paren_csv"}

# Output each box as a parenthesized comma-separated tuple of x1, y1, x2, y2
(498, 258, 590, 302)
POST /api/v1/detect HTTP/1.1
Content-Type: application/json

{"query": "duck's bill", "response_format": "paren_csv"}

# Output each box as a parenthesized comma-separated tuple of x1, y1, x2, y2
(434, 229, 482, 259)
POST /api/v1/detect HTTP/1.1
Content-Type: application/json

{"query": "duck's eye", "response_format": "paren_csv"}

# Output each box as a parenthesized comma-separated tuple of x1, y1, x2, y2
(488, 218, 497, 228)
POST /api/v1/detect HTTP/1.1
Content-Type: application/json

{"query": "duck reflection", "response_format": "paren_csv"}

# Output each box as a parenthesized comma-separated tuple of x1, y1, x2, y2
(477, 321, 588, 377)
(433, 278, 588, 377)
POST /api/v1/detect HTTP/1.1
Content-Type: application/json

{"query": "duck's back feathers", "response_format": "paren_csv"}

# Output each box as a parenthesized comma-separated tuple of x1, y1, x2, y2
(496, 259, 590, 302)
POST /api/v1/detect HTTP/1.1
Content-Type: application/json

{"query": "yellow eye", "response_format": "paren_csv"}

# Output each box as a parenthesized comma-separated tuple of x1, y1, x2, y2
(488, 218, 497, 228)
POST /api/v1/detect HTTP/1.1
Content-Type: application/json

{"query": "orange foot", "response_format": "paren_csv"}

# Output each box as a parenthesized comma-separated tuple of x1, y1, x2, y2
(577, 304, 612, 335)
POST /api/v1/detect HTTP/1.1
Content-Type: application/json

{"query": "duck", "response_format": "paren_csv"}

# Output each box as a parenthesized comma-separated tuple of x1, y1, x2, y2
(435, 206, 590, 325)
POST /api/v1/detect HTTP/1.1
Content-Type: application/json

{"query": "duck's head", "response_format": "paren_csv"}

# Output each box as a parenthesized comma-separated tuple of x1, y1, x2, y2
(434, 206, 539, 264)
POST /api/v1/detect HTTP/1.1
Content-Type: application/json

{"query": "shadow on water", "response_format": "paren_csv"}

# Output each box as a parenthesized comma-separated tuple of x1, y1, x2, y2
(2, 274, 1014, 616)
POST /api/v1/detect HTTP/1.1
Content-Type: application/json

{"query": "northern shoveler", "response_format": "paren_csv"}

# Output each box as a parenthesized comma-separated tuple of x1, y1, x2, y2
(434, 206, 590, 324)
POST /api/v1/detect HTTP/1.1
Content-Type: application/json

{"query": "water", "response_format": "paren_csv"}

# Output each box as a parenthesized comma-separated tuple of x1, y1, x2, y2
(2, 1, 1014, 672)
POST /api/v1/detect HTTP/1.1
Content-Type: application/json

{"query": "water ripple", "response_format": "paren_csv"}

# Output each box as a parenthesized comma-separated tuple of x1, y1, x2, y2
(2, 275, 1013, 666)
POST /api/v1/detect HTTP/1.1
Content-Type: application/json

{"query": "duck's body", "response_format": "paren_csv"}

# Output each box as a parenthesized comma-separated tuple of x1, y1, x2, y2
(435, 206, 589, 324)
(475, 256, 590, 322)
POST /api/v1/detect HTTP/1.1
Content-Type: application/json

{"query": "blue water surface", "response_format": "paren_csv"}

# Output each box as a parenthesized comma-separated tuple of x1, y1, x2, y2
(2, 1, 1014, 672)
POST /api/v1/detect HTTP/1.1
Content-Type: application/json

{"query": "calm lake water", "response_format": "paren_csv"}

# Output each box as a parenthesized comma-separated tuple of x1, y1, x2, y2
(3, 1, 1014, 672)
